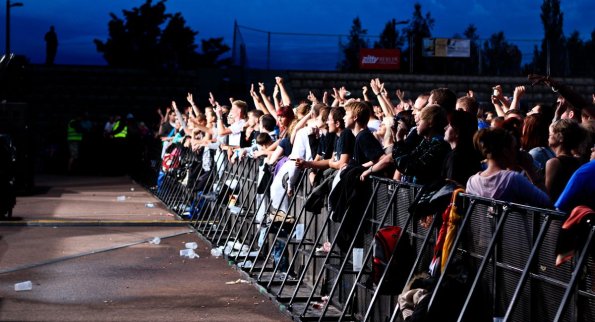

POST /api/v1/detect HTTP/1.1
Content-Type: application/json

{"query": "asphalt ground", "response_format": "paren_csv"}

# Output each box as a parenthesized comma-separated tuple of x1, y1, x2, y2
(0, 175, 290, 322)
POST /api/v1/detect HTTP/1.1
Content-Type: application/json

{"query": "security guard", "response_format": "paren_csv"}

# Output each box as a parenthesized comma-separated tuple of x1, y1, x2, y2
(110, 115, 129, 174)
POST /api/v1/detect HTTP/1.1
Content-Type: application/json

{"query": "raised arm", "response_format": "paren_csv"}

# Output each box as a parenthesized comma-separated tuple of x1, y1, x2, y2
(291, 109, 314, 144)
(509, 86, 525, 111)
(186, 92, 201, 117)
(330, 87, 340, 107)
(172, 101, 187, 131)
(362, 86, 370, 102)
(259, 82, 277, 118)
(273, 84, 281, 111)
(275, 76, 292, 106)
(370, 78, 394, 117)
(250, 83, 268, 114)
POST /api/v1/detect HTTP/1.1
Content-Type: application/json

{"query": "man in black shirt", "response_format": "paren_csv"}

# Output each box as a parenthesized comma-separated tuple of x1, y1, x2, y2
(343, 102, 384, 167)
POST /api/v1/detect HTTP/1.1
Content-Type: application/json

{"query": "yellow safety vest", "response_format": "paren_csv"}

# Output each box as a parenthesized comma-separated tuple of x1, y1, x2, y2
(67, 120, 82, 141)
(112, 120, 128, 138)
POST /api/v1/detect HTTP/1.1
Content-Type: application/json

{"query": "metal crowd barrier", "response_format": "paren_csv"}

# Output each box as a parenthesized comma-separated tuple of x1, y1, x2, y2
(147, 144, 595, 322)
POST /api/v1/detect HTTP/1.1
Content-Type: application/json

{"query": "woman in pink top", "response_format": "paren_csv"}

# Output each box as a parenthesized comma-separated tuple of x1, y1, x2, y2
(466, 128, 551, 208)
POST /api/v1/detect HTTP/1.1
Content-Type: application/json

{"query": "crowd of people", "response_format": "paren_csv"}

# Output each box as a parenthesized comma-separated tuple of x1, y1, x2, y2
(154, 74, 595, 271)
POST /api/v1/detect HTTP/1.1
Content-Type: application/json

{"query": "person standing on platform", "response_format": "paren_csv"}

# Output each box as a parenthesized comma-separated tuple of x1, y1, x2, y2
(45, 26, 58, 65)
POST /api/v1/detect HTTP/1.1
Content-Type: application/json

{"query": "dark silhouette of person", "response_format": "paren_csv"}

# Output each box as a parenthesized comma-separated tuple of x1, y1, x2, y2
(45, 26, 58, 65)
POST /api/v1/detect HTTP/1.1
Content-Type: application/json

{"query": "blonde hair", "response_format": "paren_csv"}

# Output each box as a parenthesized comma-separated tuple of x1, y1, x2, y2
(344, 101, 371, 126)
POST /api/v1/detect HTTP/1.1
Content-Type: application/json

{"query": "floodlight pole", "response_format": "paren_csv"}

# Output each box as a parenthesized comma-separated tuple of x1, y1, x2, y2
(5, 0, 24, 55)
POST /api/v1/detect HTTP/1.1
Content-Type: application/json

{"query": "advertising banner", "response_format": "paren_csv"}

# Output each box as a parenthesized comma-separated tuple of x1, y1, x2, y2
(359, 48, 401, 70)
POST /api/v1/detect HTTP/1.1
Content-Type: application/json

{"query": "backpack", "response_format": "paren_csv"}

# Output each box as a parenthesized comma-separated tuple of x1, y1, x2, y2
(372, 226, 415, 295)
(161, 147, 181, 172)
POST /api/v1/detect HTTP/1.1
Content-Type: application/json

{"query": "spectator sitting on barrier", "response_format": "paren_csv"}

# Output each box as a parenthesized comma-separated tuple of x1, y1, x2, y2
(545, 119, 586, 202)
(466, 127, 551, 208)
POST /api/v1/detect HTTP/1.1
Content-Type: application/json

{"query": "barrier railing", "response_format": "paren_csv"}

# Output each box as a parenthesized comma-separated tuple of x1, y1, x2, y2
(146, 143, 595, 322)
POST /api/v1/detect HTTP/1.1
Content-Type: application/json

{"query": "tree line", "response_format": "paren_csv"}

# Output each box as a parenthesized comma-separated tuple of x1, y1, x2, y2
(339, 0, 594, 77)
(95, 0, 593, 77)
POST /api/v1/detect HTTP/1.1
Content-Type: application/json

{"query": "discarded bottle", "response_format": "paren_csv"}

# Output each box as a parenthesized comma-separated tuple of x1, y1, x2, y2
(185, 242, 198, 249)
(237, 260, 253, 268)
(116, 195, 126, 202)
(14, 281, 32, 291)
(149, 237, 161, 245)
(180, 249, 199, 259)
(145, 203, 155, 208)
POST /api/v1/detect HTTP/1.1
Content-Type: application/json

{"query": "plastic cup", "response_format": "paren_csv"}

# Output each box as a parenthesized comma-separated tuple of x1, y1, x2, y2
(185, 242, 198, 249)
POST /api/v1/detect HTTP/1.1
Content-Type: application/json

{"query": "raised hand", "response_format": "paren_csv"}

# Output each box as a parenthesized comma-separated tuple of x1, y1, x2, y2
(322, 91, 329, 105)
(396, 89, 405, 101)
(186, 92, 195, 105)
(362, 86, 368, 95)
(370, 78, 381, 95)
(467, 90, 475, 98)
(513, 86, 526, 100)
(331, 87, 339, 100)
(275, 76, 284, 85)
(258, 82, 266, 95)
(208, 92, 218, 107)
(338, 86, 349, 101)
(307, 91, 319, 103)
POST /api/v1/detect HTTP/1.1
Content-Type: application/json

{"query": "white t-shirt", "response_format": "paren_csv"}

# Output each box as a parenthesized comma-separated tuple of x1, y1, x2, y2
(228, 119, 246, 146)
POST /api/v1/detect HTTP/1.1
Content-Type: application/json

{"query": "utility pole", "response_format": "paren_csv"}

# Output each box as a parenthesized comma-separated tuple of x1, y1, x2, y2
(5, 0, 24, 55)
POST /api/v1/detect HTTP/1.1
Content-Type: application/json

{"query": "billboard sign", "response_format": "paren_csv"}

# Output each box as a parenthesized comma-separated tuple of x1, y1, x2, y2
(359, 48, 401, 70)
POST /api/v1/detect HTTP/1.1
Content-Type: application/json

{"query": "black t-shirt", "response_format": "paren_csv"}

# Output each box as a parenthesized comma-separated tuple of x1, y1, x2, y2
(317, 133, 336, 160)
(335, 129, 355, 162)
(279, 137, 292, 157)
(350, 128, 383, 166)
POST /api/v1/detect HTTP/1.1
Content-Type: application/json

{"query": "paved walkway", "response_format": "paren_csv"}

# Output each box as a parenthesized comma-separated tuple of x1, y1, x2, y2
(0, 175, 290, 322)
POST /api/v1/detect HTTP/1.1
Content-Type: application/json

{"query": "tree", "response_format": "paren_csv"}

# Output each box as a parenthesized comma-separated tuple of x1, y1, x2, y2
(160, 12, 200, 69)
(374, 19, 404, 49)
(338, 17, 368, 72)
(531, 0, 566, 76)
(403, 3, 435, 73)
(198, 37, 232, 67)
(94, 0, 230, 69)
(464, 24, 481, 75)
(482, 32, 522, 76)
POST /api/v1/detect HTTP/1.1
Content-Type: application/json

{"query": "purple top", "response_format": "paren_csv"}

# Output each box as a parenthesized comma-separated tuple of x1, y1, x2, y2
(466, 169, 551, 208)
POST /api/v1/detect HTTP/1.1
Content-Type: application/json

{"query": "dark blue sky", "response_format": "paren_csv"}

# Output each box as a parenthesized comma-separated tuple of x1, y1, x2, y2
(1, 0, 593, 69)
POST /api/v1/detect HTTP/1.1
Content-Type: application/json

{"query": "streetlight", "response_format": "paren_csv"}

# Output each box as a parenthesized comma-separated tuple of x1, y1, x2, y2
(6, 0, 24, 55)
